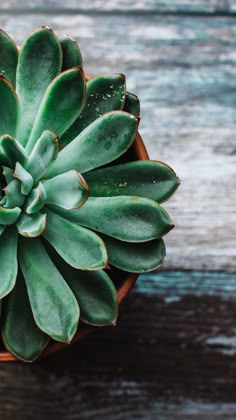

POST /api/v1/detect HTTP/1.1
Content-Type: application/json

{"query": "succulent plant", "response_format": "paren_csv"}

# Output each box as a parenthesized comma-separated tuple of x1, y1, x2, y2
(0, 26, 180, 361)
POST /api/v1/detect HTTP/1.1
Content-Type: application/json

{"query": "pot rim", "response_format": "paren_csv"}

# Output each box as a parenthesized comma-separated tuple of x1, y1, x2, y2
(0, 70, 149, 362)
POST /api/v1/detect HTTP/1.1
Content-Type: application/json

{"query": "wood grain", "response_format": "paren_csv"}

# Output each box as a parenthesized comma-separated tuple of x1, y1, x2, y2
(1, 0, 236, 14)
(1, 13, 235, 271)
(1, 272, 236, 419)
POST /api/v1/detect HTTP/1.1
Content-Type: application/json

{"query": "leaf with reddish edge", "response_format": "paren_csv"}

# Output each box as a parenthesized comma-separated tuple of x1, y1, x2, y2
(0, 227, 18, 299)
(44, 239, 118, 326)
(17, 212, 46, 238)
(0, 134, 28, 168)
(60, 74, 126, 148)
(123, 91, 140, 116)
(25, 182, 47, 214)
(54, 196, 174, 242)
(46, 111, 138, 178)
(2, 271, 50, 362)
(3, 166, 14, 184)
(83, 160, 180, 203)
(16, 26, 62, 147)
(19, 237, 80, 343)
(13, 162, 34, 195)
(101, 234, 166, 273)
(26, 67, 86, 154)
(43, 209, 108, 270)
(0, 77, 20, 138)
(26, 130, 59, 183)
(4, 179, 25, 208)
(0, 206, 21, 225)
(0, 29, 18, 87)
(42, 170, 88, 210)
(60, 35, 83, 70)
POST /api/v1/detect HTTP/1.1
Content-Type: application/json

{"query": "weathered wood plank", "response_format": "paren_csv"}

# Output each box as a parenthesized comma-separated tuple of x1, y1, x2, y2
(1, 0, 236, 14)
(1, 272, 236, 419)
(1, 13, 236, 272)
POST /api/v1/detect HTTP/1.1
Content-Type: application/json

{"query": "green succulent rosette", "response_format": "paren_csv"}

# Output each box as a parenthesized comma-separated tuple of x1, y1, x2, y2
(0, 26, 180, 361)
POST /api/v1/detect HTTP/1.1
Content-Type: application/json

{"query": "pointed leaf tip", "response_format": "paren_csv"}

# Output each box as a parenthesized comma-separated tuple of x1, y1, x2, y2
(60, 74, 126, 147)
(47, 110, 138, 177)
(44, 209, 108, 270)
(19, 237, 80, 343)
(44, 241, 118, 327)
(26, 67, 86, 153)
(16, 27, 62, 146)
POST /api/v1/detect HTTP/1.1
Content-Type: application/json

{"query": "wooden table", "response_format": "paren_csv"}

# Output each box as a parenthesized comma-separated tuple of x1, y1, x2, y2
(0, 1, 236, 418)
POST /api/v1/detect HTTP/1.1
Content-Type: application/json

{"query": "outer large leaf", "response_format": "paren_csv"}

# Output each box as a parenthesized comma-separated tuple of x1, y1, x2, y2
(84, 160, 180, 203)
(16, 26, 62, 146)
(60, 74, 126, 148)
(47, 111, 138, 178)
(0, 76, 20, 138)
(0, 227, 18, 299)
(43, 209, 108, 269)
(56, 196, 174, 242)
(26, 68, 86, 153)
(42, 170, 88, 210)
(2, 271, 50, 362)
(60, 35, 83, 70)
(19, 237, 80, 342)
(44, 240, 118, 326)
(0, 29, 18, 86)
(101, 234, 166, 273)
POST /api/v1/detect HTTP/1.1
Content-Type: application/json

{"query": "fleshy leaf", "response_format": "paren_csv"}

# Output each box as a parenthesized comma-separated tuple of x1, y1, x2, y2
(0, 29, 18, 86)
(60, 35, 83, 70)
(3, 166, 14, 184)
(26, 130, 59, 183)
(0, 134, 28, 168)
(0, 206, 21, 225)
(16, 26, 62, 147)
(26, 67, 86, 153)
(47, 111, 138, 177)
(0, 77, 20, 138)
(101, 234, 166, 273)
(56, 196, 174, 242)
(123, 91, 140, 115)
(0, 225, 6, 235)
(43, 209, 108, 269)
(42, 170, 88, 210)
(25, 183, 47, 214)
(84, 160, 180, 203)
(17, 212, 46, 237)
(2, 271, 50, 362)
(19, 237, 80, 342)
(4, 179, 25, 208)
(60, 74, 126, 147)
(45, 240, 118, 326)
(13, 162, 34, 195)
(0, 227, 18, 299)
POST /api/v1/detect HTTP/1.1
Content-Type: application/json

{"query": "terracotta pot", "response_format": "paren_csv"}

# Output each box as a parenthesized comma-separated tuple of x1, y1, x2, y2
(0, 70, 149, 362)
